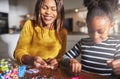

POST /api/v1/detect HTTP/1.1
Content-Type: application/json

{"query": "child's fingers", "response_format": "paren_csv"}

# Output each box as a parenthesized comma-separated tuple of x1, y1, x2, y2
(106, 59, 114, 67)
(70, 59, 81, 73)
(71, 62, 81, 74)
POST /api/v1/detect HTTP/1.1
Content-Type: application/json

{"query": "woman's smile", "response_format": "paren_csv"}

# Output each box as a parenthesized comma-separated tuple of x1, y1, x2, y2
(44, 16, 53, 21)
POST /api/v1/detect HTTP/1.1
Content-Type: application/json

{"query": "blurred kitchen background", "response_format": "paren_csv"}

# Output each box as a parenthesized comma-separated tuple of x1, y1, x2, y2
(0, 0, 120, 59)
(1, 0, 120, 34)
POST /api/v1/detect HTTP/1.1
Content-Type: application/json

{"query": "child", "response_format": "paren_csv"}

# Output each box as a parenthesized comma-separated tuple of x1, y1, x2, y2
(61, 0, 120, 76)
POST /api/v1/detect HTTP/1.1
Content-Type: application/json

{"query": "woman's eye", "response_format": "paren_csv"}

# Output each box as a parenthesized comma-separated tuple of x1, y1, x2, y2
(52, 7, 57, 11)
(42, 6, 47, 10)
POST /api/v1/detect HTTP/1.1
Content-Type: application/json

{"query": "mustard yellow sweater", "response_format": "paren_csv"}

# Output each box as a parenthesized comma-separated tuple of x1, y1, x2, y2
(14, 20, 67, 63)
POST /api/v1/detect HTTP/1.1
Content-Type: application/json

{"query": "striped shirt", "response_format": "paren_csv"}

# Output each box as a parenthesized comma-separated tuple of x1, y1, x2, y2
(61, 37, 120, 76)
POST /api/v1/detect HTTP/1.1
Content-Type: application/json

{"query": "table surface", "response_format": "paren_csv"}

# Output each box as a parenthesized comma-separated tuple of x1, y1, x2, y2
(25, 67, 118, 79)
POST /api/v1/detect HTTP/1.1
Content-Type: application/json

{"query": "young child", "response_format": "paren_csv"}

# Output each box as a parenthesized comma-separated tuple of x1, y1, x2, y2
(61, 0, 120, 76)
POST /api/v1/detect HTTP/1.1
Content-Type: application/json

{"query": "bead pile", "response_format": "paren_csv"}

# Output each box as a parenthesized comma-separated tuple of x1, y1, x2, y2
(0, 58, 64, 79)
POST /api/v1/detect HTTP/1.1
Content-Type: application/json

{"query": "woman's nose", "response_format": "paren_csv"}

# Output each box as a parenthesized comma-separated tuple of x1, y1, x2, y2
(46, 9, 51, 14)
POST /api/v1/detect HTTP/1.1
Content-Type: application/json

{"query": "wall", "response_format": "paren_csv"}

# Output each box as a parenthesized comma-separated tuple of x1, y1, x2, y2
(9, 0, 36, 28)
(65, 10, 87, 33)
(0, 0, 9, 13)
(63, 0, 84, 10)
(67, 34, 88, 50)
(65, 10, 120, 34)
(0, 0, 36, 29)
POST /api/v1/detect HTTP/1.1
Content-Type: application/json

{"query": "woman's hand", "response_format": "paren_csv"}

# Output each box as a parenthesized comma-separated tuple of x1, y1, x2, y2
(45, 58, 58, 70)
(69, 58, 82, 74)
(107, 59, 120, 75)
(33, 56, 48, 68)
(22, 55, 58, 69)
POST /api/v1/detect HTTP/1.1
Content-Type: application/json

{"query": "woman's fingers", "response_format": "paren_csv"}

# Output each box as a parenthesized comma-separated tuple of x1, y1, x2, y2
(33, 56, 48, 68)
(33, 57, 59, 69)
(34, 62, 41, 68)
(46, 59, 58, 69)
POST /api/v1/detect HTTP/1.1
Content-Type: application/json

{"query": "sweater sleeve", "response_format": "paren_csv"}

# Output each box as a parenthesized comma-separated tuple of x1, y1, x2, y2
(60, 40, 81, 66)
(115, 41, 120, 60)
(13, 20, 33, 63)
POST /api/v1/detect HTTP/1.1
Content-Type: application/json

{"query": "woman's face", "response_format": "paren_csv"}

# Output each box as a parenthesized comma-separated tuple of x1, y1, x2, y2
(40, 0, 57, 26)
(87, 16, 113, 44)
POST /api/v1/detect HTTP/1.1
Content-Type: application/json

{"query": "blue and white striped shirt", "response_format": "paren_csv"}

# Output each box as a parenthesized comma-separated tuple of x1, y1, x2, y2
(61, 37, 120, 76)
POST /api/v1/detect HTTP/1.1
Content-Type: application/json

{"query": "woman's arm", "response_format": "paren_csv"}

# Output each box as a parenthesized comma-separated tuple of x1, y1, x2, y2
(14, 20, 34, 64)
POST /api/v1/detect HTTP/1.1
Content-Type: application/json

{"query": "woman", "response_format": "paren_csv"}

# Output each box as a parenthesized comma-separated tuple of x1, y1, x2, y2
(14, 0, 67, 69)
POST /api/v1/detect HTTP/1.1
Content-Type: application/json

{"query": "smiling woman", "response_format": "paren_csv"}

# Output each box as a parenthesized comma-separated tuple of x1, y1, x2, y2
(14, 0, 67, 70)
(40, 0, 57, 29)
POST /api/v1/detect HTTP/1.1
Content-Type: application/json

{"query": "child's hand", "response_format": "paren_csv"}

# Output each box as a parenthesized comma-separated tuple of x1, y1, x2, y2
(107, 59, 120, 75)
(70, 58, 82, 74)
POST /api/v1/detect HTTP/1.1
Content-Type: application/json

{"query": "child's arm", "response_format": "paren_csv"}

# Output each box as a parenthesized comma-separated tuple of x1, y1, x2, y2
(107, 42, 120, 75)
(63, 40, 81, 58)
(107, 59, 120, 75)
(69, 58, 82, 74)
(60, 40, 82, 72)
